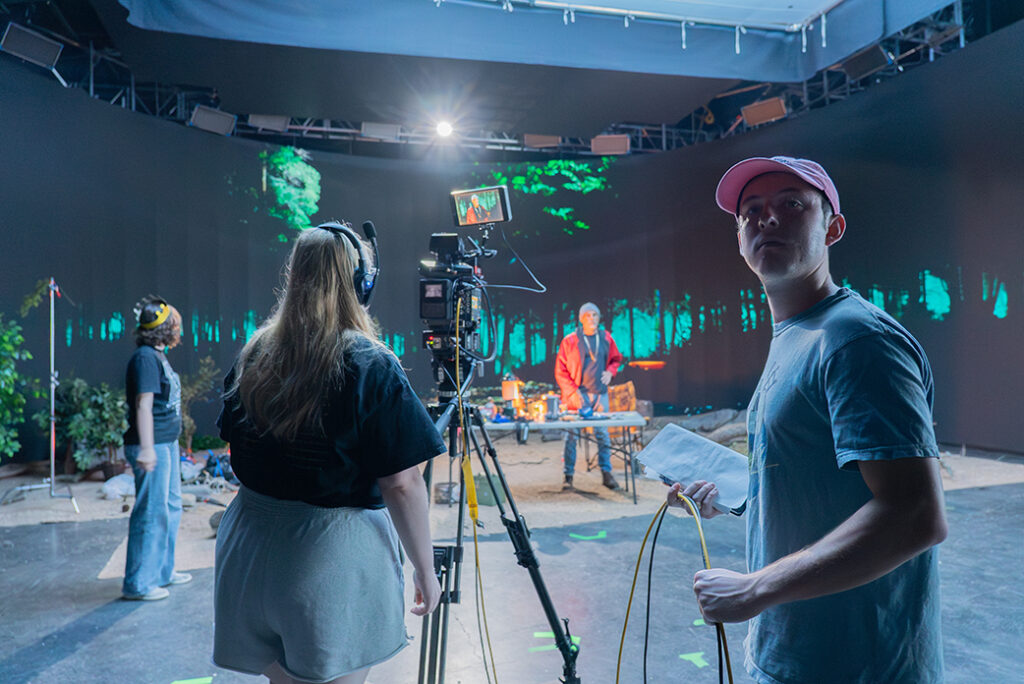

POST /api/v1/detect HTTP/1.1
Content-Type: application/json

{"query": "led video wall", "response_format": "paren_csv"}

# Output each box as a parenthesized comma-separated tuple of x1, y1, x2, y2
(1, 22, 1022, 453)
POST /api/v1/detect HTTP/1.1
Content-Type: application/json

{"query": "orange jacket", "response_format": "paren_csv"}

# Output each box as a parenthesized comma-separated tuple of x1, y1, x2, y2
(554, 330, 623, 408)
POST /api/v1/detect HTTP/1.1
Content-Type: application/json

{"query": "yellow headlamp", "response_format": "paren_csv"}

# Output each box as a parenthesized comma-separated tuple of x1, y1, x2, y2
(140, 303, 170, 330)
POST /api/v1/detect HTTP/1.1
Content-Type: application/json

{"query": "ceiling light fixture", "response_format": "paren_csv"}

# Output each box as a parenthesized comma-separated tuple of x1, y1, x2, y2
(1, 22, 67, 85)
(189, 105, 237, 136)
(436, 121, 454, 137)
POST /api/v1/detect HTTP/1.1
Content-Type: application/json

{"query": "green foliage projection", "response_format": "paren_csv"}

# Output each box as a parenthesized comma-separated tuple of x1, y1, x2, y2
(919, 270, 951, 320)
(867, 286, 886, 310)
(477, 158, 616, 235)
(259, 146, 322, 238)
(993, 284, 1008, 319)
(54, 262, 1018, 374)
(982, 273, 1010, 319)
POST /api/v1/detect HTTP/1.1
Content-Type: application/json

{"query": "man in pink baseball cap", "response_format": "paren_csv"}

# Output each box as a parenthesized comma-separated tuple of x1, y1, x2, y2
(666, 156, 948, 683)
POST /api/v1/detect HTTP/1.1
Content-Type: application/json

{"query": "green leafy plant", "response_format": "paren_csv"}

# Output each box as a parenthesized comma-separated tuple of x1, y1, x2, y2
(62, 381, 128, 471)
(0, 314, 36, 461)
(179, 356, 221, 452)
(190, 434, 227, 451)
(19, 279, 49, 317)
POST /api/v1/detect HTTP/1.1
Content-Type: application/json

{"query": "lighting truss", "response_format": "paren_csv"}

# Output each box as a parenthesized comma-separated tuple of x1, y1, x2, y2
(736, 2, 967, 134)
(0, 1, 972, 159)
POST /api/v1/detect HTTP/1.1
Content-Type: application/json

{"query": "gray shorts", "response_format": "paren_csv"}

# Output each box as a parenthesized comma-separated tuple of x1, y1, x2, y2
(213, 486, 410, 682)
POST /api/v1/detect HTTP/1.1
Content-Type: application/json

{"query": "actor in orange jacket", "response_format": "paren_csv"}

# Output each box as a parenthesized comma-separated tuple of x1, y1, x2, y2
(554, 302, 623, 490)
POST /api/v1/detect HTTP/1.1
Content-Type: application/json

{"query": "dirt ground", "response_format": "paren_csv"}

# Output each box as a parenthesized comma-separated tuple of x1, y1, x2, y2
(2, 432, 1022, 533)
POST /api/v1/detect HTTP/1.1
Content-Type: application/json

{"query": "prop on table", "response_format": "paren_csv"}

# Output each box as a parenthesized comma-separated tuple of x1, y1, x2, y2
(501, 373, 525, 415)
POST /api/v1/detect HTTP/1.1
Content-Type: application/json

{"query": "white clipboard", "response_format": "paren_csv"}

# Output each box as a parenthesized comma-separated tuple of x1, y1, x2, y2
(636, 423, 749, 515)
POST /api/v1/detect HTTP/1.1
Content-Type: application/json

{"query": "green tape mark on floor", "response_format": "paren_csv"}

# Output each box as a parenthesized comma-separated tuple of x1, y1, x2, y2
(679, 652, 709, 668)
(569, 530, 607, 541)
(171, 678, 213, 684)
(693, 618, 706, 626)
(530, 631, 581, 652)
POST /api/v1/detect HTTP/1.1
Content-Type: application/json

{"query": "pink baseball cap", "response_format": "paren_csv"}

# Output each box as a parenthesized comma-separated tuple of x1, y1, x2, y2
(715, 156, 840, 217)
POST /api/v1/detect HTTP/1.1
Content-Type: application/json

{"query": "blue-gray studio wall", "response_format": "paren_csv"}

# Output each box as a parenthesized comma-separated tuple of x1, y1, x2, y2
(1, 20, 1021, 455)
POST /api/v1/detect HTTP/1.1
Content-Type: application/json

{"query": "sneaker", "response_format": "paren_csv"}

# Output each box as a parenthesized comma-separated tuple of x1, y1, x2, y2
(164, 571, 193, 586)
(123, 586, 170, 601)
(562, 474, 574, 490)
(601, 471, 621, 490)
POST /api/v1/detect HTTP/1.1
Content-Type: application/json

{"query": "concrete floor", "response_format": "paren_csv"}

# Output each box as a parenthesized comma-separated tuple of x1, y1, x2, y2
(1, 441, 1022, 684)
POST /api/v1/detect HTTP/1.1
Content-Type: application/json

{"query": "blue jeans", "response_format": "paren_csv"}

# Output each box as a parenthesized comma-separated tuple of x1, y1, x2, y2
(123, 442, 182, 596)
(563, 391, 612, 474)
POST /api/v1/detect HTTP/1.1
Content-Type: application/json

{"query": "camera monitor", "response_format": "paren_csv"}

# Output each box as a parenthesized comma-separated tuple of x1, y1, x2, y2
(450, 185, 511, 227)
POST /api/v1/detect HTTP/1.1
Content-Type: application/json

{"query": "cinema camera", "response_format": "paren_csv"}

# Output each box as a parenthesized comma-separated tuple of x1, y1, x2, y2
(415, 186, 580, 684)
(418, 184, 511, 397)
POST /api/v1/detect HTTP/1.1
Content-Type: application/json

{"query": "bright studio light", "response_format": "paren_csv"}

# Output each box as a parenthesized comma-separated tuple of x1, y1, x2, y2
(436, 121, 453, 137)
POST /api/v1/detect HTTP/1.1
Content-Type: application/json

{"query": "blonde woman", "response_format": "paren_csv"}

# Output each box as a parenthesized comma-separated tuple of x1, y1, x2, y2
(213, 223, 444, 684)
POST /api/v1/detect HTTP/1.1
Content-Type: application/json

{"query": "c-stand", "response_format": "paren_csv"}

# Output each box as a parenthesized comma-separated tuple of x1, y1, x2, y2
(417, 360, 580, 684)
(1, 278, 78, 511)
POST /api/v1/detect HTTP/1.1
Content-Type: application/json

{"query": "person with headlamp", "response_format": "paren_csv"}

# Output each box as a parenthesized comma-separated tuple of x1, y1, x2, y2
(122, 296, 191, 601)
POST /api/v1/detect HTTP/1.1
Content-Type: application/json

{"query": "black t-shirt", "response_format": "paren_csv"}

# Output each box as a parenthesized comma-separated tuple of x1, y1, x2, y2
(217, 339, 446, 508)
(124, 345, 182, 445)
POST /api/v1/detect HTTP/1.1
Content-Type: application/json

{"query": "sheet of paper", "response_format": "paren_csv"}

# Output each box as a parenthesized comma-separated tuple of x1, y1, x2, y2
(636, 423, 749, 515)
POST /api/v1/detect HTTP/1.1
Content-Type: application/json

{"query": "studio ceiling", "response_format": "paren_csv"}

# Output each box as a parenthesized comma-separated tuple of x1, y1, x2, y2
(89, 0, 949, 137)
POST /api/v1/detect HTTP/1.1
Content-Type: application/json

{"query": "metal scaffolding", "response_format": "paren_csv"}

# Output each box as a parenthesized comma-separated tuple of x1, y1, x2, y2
(1, 1, 974, 158)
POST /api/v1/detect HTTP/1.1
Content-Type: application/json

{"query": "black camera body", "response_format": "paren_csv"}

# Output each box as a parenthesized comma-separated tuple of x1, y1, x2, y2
(419, 234, 483, 358)
(419, 187, 508, 395)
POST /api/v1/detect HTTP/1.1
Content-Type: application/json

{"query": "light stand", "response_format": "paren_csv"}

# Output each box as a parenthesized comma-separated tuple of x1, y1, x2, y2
(417, 361, 580, 684)
(1, 278, 78, 512)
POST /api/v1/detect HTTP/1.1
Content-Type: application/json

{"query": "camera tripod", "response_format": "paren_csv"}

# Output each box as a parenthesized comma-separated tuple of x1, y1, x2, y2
(417, 362, 580, 684)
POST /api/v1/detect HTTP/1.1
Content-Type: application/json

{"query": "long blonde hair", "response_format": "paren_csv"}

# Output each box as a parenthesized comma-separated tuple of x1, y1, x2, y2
(232, 225, 381, 440)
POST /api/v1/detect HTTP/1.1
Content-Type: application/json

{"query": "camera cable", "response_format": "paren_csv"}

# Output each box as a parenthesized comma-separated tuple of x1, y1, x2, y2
(467, 276, 498, 363)
(480, 226, 547, 293)
(454, 297, 500, 684)
(615, 495, 734, 684)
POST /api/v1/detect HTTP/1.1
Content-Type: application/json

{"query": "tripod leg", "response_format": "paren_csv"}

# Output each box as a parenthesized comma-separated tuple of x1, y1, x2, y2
(418, 406, 469, 684)
(469, 409, 581, 683)
(466, 424, 508, 518)
(419, 545, 461, 684)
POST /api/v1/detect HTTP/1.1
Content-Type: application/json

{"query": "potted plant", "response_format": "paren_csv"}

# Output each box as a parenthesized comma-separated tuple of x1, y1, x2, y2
(64, 380, 128, 479)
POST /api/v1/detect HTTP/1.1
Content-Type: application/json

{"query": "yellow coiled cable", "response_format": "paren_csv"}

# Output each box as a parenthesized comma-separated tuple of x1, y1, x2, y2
(616, 493, 734, 684)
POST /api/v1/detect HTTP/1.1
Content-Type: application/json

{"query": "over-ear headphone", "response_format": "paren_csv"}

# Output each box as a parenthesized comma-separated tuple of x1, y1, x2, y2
(316, 220, 380, 305)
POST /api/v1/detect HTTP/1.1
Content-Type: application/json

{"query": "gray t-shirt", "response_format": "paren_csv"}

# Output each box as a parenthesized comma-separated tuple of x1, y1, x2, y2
(577, 330, 608, 396)
(744, 288, 942, 684)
